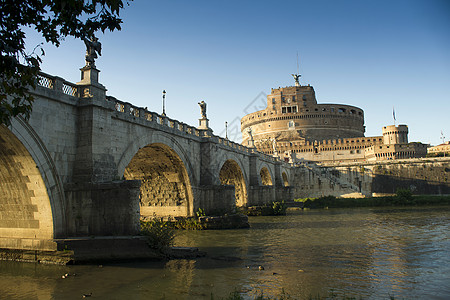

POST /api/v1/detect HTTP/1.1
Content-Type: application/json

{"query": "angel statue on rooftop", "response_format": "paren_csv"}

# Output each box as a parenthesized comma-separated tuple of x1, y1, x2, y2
(291, 73, 301, 86)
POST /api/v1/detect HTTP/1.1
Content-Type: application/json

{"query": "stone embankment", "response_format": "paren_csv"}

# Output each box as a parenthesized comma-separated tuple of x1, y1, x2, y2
(291, 157, 450, 198)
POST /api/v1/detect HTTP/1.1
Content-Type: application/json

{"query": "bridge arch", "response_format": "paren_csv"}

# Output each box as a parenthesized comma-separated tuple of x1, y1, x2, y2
(219, 159, 248, 207)
(0, 120, 65, 250)
(260, 166, 273, 186)
(119, 132, 195, 217)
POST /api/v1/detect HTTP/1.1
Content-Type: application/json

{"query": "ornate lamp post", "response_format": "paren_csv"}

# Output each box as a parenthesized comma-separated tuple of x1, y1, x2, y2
(162, 90, 166, 116)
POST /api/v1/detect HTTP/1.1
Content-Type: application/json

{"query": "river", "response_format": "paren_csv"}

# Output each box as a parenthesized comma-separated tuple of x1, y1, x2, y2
(1, 206, 449, 299)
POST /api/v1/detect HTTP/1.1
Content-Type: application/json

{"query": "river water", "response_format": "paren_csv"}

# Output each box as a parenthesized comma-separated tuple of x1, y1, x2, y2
(1, 206, 449, 299)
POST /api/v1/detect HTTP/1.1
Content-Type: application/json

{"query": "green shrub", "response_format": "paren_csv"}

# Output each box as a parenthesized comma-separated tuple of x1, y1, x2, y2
(172, 217, 206, 230)
(271, 201, 287, 215)
(245, 201, 287, 216)
(396, 188, 413, 200)
(196, 208, 206, 217)
(140, 218, 175, 250)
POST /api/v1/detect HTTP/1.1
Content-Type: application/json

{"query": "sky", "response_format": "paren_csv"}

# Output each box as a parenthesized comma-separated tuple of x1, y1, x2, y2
(24, 0, 450, 145)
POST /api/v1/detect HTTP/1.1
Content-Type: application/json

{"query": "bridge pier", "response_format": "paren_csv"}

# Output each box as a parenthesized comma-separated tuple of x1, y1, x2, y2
(64, 180, 141, 236)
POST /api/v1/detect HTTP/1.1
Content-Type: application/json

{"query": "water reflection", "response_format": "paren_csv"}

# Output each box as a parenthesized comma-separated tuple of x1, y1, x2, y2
(0, 206, 449, 299)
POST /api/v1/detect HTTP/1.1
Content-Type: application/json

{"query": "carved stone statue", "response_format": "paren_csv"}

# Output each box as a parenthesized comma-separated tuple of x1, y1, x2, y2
(291, 73, 301, 86)
(247, 127, 253, 141)
(83, 35, 102, 67)
(198, 101, 207, 119)
(272, 138, 277, 153)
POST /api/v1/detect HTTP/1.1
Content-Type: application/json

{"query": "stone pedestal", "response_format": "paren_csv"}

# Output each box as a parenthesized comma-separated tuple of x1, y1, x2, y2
(77, 66, 106, 100)
(198, 118, 210, 130)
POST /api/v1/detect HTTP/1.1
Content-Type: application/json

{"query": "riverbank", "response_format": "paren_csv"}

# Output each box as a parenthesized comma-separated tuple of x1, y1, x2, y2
(0, 236, 206, 265)
(296, 193, 450, 209)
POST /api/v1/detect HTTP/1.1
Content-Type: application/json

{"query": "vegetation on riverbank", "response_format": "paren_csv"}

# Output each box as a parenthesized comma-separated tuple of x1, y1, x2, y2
(140, 212, 249, 243)
(140, 219, 176, 251)
(242, 201, 287, 216)
(295, 190, 450, 209)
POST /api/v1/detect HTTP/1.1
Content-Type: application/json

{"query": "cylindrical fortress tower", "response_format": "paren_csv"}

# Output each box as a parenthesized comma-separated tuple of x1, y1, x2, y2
(241, 84, 365, 148)
(382, 125, 408, 144)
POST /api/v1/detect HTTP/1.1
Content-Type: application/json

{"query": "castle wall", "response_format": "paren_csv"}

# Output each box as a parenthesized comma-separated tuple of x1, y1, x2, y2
(293, 158, 450, 198)
(241, 85, 365, 147)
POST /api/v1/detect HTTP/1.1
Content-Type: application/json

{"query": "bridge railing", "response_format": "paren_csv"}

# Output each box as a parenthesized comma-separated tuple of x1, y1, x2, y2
(37, 72, 78, 97)
(106, 96, 282, 162)
(107, 96, 206, 138)
(35, 71, 286, 164)
(214, 135, 281, 162)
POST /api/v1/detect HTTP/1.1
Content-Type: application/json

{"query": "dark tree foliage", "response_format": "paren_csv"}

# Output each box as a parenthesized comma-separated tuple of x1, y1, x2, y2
(0, 0, 131, 126)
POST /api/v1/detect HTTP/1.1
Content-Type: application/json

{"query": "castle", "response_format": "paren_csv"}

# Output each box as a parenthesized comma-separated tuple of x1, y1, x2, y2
(240, 76, 427, 164)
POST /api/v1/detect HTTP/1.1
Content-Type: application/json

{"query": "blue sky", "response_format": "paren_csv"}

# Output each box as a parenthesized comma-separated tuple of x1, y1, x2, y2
(25, 0, 450, 145)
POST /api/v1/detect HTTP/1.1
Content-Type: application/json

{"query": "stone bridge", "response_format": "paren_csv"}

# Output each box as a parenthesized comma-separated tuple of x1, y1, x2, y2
(0, 67, 292, 252)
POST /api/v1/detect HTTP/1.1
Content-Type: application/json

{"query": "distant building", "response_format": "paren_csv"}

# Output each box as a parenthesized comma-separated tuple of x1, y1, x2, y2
(427, 141, 450, 156)
(240, 77, 428, 164)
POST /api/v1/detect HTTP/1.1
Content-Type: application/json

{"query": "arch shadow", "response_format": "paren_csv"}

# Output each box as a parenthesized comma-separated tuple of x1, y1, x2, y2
(118, 132, 196, 217)
(1, 119, 65, 248)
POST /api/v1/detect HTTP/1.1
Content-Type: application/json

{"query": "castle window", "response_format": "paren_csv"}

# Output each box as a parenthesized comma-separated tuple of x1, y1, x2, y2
(282, 107, 287, 113)
(322, 108, 326, 111)
(292, 106, 297, 113)
(292, 96, 296, 102)
(302, 95, 307, 100)
(288, 120, 295, 128)
(350, 109, 356, 114)
(315, 108, 318, 111)
(287, 107, 292, 113)
(303, 101, 307, 107)
(338, 108, 346, 113)
(331, 107, 335, 112)
(282, 97, 285, 102)
(272, 98, 276, 104)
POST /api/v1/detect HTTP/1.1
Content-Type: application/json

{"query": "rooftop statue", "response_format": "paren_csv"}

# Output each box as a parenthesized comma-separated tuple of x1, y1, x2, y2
(83, 35, 102, 68)
(198, 101, 207, 119)
(291, 73, 301, 86)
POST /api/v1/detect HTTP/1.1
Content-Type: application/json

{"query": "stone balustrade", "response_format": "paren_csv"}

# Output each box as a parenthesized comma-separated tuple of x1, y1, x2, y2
(38, 72, 78, 97)
(36, 71, 284, 164)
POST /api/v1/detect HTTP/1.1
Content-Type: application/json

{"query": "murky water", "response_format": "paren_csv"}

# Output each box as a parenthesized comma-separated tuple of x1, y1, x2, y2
(1, 206, 449, 299)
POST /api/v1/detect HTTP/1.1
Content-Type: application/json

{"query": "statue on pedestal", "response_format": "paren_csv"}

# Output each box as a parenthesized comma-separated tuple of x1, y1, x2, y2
(272, 138, 278, 154)
(247, 127, 253, 141)
(291, 73, 301, 86)
(83, 35, 102, 68)
(198, 101, 207, 119)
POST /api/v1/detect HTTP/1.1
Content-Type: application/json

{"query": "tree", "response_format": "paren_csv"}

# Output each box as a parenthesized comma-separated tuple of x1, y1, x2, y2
(0, 0, 131, 126)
